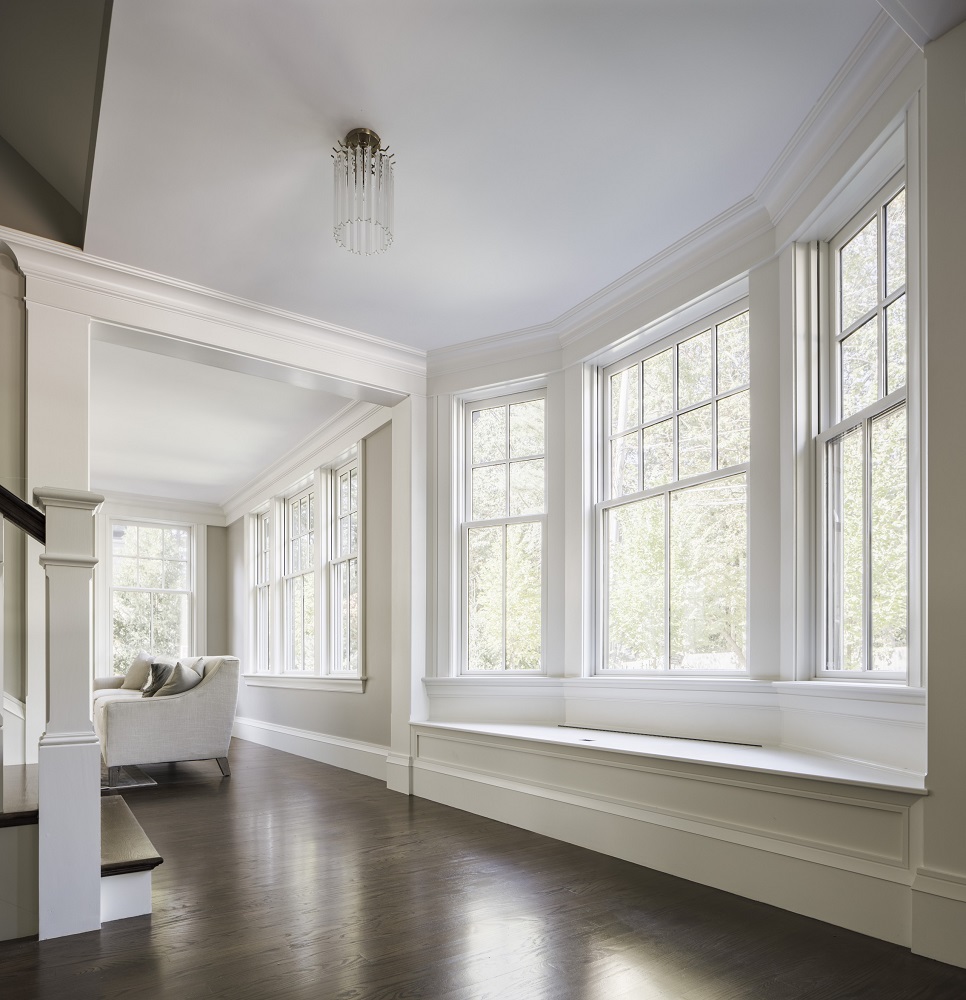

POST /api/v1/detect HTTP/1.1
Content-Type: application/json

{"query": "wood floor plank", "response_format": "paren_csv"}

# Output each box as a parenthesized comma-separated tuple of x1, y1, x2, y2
(2, 737, 966, 999)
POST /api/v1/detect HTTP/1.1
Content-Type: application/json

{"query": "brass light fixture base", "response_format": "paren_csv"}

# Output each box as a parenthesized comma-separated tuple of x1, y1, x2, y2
(343, 127, 382, 150)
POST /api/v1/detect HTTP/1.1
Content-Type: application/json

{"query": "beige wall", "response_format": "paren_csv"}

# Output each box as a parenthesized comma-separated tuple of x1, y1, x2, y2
(230, 421, 393, 748)
(206, 525, 228, 654)
(0, 136, 81, 247)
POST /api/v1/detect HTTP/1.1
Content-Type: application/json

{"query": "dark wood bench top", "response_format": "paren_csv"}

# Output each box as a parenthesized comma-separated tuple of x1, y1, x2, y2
(1, 764, 38, 828)
(101, 795, 163, 876)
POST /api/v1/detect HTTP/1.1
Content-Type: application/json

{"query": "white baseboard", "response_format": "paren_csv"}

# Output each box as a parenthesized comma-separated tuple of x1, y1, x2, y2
(232, 716, 389, 781)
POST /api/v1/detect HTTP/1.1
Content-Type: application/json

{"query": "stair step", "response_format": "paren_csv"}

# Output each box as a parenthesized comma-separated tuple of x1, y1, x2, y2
(101, 796, 162, 877)
(1, 763, 38, 827)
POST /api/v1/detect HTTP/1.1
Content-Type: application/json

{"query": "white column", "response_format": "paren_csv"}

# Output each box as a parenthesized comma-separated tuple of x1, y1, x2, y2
(24, 301, 90, 764)
(34, 487, 103, 940)
(387, 395, 428, 794)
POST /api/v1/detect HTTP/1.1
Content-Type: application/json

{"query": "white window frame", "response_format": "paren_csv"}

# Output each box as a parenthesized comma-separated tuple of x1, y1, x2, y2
(244, 453, 370, 691)
(460, 387, 548, 674)
(251, 507, 272, 673)
(596, 302, 751, 676)
(330, 450, 365, 677)
(108, 518, 195, 672)
(282, 483, 317, 673)
(816, 170, 916, 682)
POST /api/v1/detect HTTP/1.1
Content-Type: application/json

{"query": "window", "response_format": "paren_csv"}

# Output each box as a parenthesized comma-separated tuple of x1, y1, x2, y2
(462, 391, 546, 672)
(820, 179, 908, 676)
(599, 308, 750, 672)
(331, 458, 361, 673)
(284, 487, 315, 672)
(110, 521, 192, 673)
(253, 509, 271, 672)
(248, 450, 368, 682)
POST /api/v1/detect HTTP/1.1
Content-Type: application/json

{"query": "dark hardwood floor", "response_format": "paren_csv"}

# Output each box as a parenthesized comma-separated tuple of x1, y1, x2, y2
(2, 738, 965, 999)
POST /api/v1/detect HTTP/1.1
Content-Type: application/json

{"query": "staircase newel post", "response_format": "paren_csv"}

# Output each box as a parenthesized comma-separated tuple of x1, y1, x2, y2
(33, 487, 104, 940)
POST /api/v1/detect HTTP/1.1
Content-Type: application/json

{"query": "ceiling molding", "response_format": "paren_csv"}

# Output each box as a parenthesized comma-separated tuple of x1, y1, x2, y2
(95, 491, 228, 526)
(426, 197, 772, 382)
(222, 400, 391, 524)
(877, 0, 966, 49)
(756, 11, 918, 226)
(0, 227, 427, 398)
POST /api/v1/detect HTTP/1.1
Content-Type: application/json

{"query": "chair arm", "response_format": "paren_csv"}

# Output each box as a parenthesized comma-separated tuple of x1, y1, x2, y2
(93, 676, 125, 691)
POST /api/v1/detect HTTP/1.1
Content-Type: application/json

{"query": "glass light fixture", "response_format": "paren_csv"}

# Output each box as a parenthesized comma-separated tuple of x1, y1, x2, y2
(332, 127, 394, 255)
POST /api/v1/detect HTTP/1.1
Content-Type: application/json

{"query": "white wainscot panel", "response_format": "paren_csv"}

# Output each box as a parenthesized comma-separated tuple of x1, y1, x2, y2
(414, 730, 911, 868)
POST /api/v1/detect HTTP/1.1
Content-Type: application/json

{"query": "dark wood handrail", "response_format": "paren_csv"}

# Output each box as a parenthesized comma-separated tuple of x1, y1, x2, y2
(0, 483, 45, 544)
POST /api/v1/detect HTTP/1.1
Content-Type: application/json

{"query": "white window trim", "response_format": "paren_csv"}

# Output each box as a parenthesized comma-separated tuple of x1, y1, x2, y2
(596, 301, 752, 678)
(459, 386, 549, 675)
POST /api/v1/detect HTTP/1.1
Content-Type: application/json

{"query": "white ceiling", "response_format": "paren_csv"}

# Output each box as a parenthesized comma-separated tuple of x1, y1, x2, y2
(83, 0, 886, 353)
(89, 338, 350, 505)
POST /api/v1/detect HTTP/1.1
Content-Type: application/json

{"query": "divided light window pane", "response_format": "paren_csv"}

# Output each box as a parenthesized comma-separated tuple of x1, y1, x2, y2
(285, 491, 315, 671)
(602, 309, 750, 673)
(333, 463, 360, 674)
(111, 522, 192, 673)
(465, 395, 546, 672)
(825, 181, 908, 675)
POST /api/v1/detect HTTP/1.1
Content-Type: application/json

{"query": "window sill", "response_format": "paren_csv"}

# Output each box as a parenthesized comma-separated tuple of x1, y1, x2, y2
(243, 674, 366, 693)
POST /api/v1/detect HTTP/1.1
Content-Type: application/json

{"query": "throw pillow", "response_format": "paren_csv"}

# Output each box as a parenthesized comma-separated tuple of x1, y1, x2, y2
(156, 660, 205, 697)
(141, 659, 176, 698)
(121, 650, 153, 690)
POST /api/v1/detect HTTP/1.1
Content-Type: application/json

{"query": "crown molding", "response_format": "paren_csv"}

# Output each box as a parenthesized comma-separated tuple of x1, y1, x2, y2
(96, 491, 228, 525)
(756, 12, 918, 227)
(427, 197, 771, 380)
(222, 400, 391, 523)
(0, 228, 427, 398)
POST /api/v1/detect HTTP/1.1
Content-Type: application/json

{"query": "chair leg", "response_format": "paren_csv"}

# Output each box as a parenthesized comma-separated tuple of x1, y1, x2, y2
(216, 757, 231, 777)
(108, 766, 122, 788)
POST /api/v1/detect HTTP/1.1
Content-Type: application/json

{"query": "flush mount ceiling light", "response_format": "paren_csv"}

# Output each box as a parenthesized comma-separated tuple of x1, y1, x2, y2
(332, 127, 394, 256)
